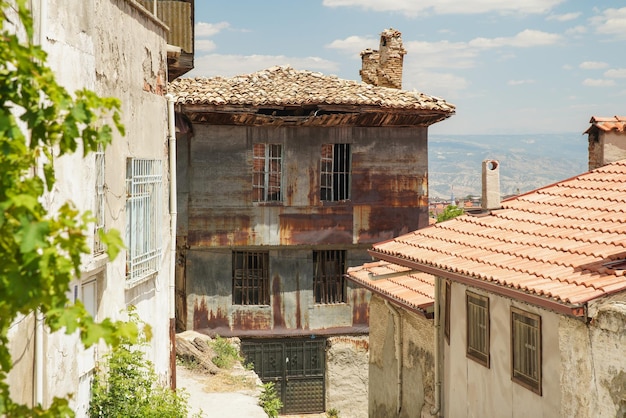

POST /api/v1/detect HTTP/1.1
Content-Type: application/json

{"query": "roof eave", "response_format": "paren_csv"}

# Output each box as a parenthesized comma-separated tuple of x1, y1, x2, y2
(369, 249, 588, 319)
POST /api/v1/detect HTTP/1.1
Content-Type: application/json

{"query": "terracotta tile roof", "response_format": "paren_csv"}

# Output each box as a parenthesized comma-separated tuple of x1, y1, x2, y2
(369, 160, 626, 315)
(347, 261, 434, 316)
(169, 65, 455, 114)
(584, 116, 626, 133)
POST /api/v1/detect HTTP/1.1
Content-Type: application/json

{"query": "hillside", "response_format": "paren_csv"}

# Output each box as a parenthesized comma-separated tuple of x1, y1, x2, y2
(428, 133, 588, 200)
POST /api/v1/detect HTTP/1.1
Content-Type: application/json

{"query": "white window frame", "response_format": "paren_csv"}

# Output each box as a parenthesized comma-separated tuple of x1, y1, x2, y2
(93, 146, 105, 254)
(125, 158, 163, 285)
(253, 143, 282, 202)
(320, 143, 351, 202)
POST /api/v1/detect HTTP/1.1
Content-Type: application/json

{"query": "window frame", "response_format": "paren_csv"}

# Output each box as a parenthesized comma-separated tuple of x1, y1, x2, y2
(93, 145, 105, 255)
(320, 143, 351, 202)
(444, 280, 451, 343)
(253, 143, 283, 203)
(466, 290, 490, 367)
(232, 251, 270, 306)
(125, 158, 163, 285)
(511, 307, 542, 395)
(313, 250, 346, 304)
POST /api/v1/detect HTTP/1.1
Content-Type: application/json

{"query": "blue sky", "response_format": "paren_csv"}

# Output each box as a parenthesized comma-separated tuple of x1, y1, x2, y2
(190, 1, 625, 135)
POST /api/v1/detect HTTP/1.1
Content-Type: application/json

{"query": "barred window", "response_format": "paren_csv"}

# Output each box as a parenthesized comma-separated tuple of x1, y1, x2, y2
(321, 144, 351, 201)
(511, 307, 542, 395)
(125, 159, 162, 285)
(233, 251, 270, 305)
(313, 250, 346, 304)
(94, 146, 105, 254)
(466, 291, 490, 367)
(253, 144, 282, 202)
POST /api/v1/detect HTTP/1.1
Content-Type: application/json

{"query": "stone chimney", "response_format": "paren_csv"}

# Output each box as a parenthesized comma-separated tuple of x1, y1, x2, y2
(584, 116, 626, 170)
(482, 160, 501, 210)
(360, 28, 406, 89)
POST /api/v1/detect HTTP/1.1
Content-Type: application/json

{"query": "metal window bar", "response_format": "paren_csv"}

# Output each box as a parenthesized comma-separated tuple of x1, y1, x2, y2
(93, 146, 105, 254)
(126, 159, 163, 284)
(466, 292, 489, 366)
(313, 250, 346, 304)
(320, 144, 351, 201)
(232, 251, 270, 305)
(512, 309, 541, 392)
(253, 144, 282, 202)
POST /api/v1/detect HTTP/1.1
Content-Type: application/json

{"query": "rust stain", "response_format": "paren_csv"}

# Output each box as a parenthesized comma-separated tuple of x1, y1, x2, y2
(187, 213, 251, 247)
(330, 336, 370, 351)
(280, 211, 353, 245)
(357, 206, 427, 243)
(233, 310, 271, 330)
(272, 275, 286, 328)
(295, 272, 302, 329)
(352, 289, 370, 326)
(193, 298, 229, 330)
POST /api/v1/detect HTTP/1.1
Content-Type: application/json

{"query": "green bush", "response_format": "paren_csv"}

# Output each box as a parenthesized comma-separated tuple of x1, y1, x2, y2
(210, 335, 242, 369)
(89, 310, 194, 418)
(258, 382, 282, 417)
(327, 407, 341, 418)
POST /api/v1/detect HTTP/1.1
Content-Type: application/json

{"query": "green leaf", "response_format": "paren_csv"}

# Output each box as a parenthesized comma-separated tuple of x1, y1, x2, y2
(19, 219, 49, 253)
(99, 228, 125, 260)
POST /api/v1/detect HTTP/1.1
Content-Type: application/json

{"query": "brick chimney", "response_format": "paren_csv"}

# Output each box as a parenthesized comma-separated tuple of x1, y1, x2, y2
(360, 28, 406, 89)
(584, 116, 626, 170)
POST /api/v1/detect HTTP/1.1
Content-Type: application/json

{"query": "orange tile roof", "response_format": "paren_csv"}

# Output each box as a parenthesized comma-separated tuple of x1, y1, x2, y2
(584, 116, 626, 133)
(347, 261, 435, 316)
(369, 160, 626, 316)
(169, 65, 455, 114)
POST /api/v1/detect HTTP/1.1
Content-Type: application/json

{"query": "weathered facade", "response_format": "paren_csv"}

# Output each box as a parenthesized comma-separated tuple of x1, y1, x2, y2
(170, 61, 454, 414)
(6, 0, 193, 414)
(350, 156, 626, 417)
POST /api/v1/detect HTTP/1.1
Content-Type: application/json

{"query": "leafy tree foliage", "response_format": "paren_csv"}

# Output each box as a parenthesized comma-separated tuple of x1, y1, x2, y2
(436, 205, 464, 223)
(0, 1, 137, 416)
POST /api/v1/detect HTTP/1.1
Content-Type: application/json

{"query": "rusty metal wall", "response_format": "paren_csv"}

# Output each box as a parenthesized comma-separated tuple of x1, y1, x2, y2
(177, 123, 427, 334)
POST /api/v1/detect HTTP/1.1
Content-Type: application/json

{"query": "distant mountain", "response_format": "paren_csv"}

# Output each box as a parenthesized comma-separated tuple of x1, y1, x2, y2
(428, 133, 588, 200)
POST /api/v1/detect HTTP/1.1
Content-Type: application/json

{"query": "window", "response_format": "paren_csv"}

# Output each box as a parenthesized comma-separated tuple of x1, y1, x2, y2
(511, 307, 542, 394)
(321, 144, 351, 201)
(253, 143, 282, 202)
(466, 291, 490, 367)
(313, 250, 346, 304)
(232, 251, 270, 305)
(93, 146, 105, 254)
(125, 158, 163, 284)
(444, 280, 451, 343)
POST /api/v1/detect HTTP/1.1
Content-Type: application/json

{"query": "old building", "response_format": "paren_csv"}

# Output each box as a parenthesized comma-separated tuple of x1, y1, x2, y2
(360, 28, 407, 89)
(5, 0, 193, 415)
(170, 53, 455, 414)
(348, 156, 626, 417)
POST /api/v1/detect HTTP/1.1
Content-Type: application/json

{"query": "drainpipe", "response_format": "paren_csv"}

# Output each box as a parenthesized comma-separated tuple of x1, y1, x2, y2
(430, 277, 442, 416)
(166, 93, 177, 389)
(35, 0, 47, 407)
(385, 300, 403, 415)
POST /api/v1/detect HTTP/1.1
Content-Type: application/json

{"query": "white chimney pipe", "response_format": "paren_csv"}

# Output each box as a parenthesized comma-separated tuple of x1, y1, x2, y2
(482, 159, 501, 210)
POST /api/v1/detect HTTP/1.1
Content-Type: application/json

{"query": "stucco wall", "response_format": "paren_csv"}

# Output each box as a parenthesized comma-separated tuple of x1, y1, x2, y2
(7, 0, 172, 413)
(369, 295, 434, 418)
(326, 336, 369, 418)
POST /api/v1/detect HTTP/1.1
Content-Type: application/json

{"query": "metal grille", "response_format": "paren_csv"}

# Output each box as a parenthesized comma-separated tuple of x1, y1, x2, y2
(232, 251, 270, 305)
(511, 308, 542, 394)
(241, 338, 326, 414)
(253, 144, 282, 202)
(125, 159, 163, 285)
(466, 291, 489, 367)
(93, 146, 105, 254)
(320, 143, 351, 201)
(313, 250, 346, 304)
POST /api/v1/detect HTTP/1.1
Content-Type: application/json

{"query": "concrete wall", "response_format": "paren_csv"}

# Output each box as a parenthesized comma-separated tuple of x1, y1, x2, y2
(6, 1, 172, 414)
(368, 295, 435, 418)
(326, 336, 369, 418)
(588, 130, 626, 170)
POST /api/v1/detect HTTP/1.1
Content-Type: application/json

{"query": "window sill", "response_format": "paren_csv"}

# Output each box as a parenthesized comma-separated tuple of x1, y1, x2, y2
(125, 270, 158, 289)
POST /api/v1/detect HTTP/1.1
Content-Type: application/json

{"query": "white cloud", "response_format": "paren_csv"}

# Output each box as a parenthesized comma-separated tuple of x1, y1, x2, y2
(404, 40, 478, 69)
(403, 70, 468, 100)
(326, 35, 376, 54)
(186, 54, 339, 78)
(195, 39, 216, 52)
(565, 25, 587, 36)
(582, 78, 616, 87)
(547, 12, 581, 21)
(605, 68, 626, 78)
(195, 21, 230, 38)
(508, 79, 535, 86)
(562, 64, 573, 70)
(469, 29, 561, 49)
(590, 7, 626, 38)
(579, 61, 609, 70)
(322, 0, 564, 16)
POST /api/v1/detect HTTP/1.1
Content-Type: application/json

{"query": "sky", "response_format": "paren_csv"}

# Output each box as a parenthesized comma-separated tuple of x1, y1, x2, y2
(190, 1, 625, 135)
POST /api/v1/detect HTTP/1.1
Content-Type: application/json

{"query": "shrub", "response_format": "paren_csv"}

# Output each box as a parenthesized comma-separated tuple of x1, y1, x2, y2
(258, 382, 282, 417)
(210, 335, 242, 369)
